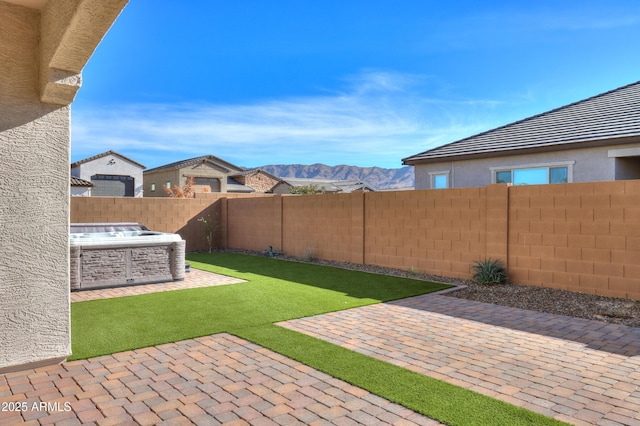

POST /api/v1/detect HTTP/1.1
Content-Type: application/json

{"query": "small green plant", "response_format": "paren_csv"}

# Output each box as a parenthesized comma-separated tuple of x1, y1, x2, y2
(289, 184, 326, 195)
(303, 245, 315, 262)
(408, 266, 417, 276)
(198, 215, 221, 253)
(472, 258, 507, 285)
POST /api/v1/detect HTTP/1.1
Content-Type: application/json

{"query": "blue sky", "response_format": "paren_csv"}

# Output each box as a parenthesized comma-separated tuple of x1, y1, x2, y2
(71, 1, 640, 169)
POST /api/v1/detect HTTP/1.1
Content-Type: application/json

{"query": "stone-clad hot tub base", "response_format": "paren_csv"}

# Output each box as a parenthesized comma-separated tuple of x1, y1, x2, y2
(70, 223, 185, 291)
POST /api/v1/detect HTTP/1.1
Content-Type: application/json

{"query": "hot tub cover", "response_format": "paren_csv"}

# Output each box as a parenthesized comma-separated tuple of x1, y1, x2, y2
(71, 222, 149, 233)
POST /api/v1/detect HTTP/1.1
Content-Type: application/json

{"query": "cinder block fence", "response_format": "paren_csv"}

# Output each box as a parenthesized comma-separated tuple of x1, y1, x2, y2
(71, 181, 640, 300)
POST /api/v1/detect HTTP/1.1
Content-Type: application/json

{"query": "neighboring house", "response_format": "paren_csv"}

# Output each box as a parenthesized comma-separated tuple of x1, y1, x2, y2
(70, 176, 94, 196)
(71, 150, 146, 197)
(271, 177, 376, 194)
(144, 155, 255, 196)
(403, 81, 640, 189)
(231, 169, 281, 193)
(0, 0, 127, 373)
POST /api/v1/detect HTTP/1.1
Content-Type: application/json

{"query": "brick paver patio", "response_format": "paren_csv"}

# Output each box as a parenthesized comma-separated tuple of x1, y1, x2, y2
(70, 269, 245, 302)
(280, 293, 640, 426)
(0, 334, 440, 425)
(4, 269, 640, 425)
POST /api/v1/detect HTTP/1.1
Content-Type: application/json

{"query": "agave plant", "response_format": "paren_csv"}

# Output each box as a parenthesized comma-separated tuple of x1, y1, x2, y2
(472, 258, 507, 285)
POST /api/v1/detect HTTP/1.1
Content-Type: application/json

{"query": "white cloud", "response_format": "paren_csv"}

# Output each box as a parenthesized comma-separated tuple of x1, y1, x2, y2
(72, 70, 499, 168)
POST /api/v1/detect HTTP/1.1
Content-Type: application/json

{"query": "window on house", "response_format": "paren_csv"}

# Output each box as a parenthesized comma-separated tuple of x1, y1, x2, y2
(150, 183, 156, 192)
(514, 168, 548, 185)
(496, 171, 511, 184)
(166, 181, 171, 189)
(432, 173, 448, 189)
(193, 177, 219, 184)
(494, 166, 569, 185)
(549, 167, 568, 184)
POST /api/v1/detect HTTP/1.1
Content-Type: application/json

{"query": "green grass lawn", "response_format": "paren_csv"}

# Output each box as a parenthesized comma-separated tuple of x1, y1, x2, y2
(71, 252, 565, 425)
(71, 253, 449, 359)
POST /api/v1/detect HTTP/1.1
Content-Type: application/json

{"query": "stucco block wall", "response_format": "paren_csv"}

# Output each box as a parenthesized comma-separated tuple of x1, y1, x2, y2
(508, 180, 640, 300)
(71, 193, 258, 252)
(226, 195, 283, 252)
(364, 188, 488, 277)
(0, 2, 72, 371)
(72, 181, 640, 301)
(284, 192, 365, 263)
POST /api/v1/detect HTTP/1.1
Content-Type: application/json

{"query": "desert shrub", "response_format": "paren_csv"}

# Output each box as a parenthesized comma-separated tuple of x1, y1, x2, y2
(303, 245, 315, 262)
(289, 184, 326, 195)
(164, 176, 195, 198)
(472, 258, 507, 285)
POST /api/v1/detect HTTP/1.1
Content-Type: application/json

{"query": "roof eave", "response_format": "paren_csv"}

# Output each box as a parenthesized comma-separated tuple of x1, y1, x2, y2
(403, 134, 640, 165)
(71, 150, 146, 169)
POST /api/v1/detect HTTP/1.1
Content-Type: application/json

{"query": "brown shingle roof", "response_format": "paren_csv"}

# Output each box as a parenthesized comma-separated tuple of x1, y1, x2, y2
(403, 80, 640, 165)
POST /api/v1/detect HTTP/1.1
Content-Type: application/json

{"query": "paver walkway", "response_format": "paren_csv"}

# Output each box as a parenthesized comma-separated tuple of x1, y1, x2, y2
(1, 334, 440, 425)
(70, 269, 245, 302)
(280, 293, 640, 426)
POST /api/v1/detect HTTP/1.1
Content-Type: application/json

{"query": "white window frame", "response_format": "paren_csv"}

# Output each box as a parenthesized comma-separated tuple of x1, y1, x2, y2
(490, 161, 574, 185)
(429, 171, 450, 189)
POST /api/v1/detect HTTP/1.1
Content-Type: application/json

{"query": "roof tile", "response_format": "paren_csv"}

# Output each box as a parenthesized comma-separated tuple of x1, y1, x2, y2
(403, 80, 640, 164)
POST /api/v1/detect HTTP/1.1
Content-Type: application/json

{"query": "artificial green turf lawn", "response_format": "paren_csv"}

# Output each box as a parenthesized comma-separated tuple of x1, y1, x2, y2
(70, 252, 451, 360)
(235, 325, 565, 426)
(71, 253, 566, 425)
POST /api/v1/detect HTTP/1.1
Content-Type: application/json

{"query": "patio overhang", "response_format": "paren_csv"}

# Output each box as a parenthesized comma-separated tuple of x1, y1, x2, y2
(6, 0, 128, 105)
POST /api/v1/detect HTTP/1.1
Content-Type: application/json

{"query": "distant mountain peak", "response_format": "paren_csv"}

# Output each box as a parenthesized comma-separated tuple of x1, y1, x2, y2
(255, 163, 414, 190)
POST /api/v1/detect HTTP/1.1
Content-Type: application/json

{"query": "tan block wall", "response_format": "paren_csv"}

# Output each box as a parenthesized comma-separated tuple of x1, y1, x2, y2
(226, 195, 283, 252)
(364, 188, 488, 277)
(508, 181, 640, 300)
(71, 193, 257, 252)
(283, 192, 365, 263)
(72, 181, 640, 300)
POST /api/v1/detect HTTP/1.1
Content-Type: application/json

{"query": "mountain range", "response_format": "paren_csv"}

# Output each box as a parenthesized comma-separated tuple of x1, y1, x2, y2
(255, 163, 414, 190)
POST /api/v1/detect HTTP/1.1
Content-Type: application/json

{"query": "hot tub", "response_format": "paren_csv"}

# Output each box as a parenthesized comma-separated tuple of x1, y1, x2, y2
(70, 223, 185, 291)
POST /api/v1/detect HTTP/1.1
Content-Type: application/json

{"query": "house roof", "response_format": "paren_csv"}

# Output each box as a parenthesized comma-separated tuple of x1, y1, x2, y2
(231, 168, 281, 182)
(71, 150, 146, 169)
(403, 80, 640, 165)
(226, 177, 256, 193)
(144, 155, 244, 174)
(277, 178, 375, 193)
(70, 176, 93, 187)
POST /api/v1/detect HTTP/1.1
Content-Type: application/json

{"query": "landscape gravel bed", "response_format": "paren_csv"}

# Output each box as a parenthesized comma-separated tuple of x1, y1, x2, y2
(228, 249, 640, 328)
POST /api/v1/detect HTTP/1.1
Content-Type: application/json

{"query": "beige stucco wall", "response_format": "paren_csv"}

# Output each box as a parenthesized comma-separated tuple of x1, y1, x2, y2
(0, 0, 127, 373)
(0, 1, 71, 371)
(414, 141, 640, 189)
(186, 163, 228, 192)
(144, 169, 179, 197)
(144, 163, 231, 197)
